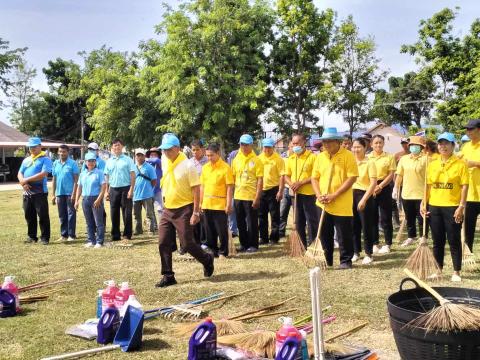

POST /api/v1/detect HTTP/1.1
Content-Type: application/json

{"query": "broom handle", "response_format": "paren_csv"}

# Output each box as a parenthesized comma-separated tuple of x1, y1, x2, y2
(314, 163, 335, 241)
(422, 156, 429, 238)
(228, 296, 297, 320)
(18, 278, 73, 293)
(41, 345, 120, 360)
(403, 269, 447, 304)
(190, 288, 259, 308)
(325, 321, 369, 342)
(237, 308, 297, 321)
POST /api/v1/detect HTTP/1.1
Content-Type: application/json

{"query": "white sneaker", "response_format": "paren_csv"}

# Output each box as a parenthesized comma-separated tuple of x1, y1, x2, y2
(84, 242, 94, 248)
(201, 244, 209, 250)
(362, 256, 373, 265)
(94, 243, 103, 249)
(401, 238, 415, 247)
(67, 236, 75, 242)
(352, 254, 359, 262)
(378, 245, 391, 254)
(451, 274, 461, 282)
(372, 245, 380, 254)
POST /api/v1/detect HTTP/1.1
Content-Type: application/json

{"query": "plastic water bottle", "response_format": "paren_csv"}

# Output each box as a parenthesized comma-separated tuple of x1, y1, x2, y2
(275, 334, 301, 360)
(1, 276, 20, 312)
(299, 330, 309, 360)
(96, 290, 103, 318)
(114, 282, 135, 317)
(187, 317, 217, 360)
(275, 317, 301, 356)
(101, 280, 119, 314)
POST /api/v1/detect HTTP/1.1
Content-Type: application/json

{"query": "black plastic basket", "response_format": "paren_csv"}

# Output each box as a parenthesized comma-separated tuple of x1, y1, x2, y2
(387, 278, 480, 360)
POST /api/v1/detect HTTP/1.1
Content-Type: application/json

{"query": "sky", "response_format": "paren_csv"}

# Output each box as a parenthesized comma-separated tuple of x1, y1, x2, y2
(0, 0, 478, 130)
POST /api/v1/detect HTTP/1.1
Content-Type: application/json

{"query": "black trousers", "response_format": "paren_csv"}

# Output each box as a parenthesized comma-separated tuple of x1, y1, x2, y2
(319, 209, 354, 266)
(203, 209, 229, 256)
(429, 205, 462, 271)
(279, 188, 292, 236)
(259, 186, 281, 243)
(402, 199, 424, 238)
(234, 200, 259, 249)
(373, 182, 393, 245)
(465, 201, 480, 251)
(109, 186, 133, 240)
(193, 215, 206, 245)
(353, 190, 375, 256)
(23, 193, 50, 242)
(295, 194, 319, 248)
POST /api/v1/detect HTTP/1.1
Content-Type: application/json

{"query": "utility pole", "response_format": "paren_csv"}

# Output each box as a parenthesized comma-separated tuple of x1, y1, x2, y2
(80, 107, 85, 159)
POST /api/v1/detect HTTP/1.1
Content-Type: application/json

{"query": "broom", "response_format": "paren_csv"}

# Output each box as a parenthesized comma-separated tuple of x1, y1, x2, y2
(461, 222, 476, 269)
(405, 268, 480, 332)
(304, 163, 335, 270)
(228, 230, 237, 257)
(395, 191, 407, 244)
(286, 193, 306, 257)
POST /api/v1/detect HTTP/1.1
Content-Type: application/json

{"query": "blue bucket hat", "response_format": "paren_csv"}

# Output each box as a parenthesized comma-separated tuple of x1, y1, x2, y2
(239, 134, 253, 145)
(159, 133, 180, 150)
(320, 127, 343, 141)
(262, 138, 275, 147)
(26, 137, 41, 147)
(437, 132, 456, 143)
(85, 152, 97, 161)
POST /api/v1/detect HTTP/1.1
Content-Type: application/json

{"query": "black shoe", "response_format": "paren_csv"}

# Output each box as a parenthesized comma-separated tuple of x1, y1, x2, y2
(24, 238, 37, 244)
(236, 246, 247, 253)
(269, 240, 279, 245)
(178, 248, 186, 255)
(40, 240, 49, 245)
(337, 262, 352, 270)
(259, 240, 269, 245)
(155, 276, 177, 288)
(203, 254, 214, 278)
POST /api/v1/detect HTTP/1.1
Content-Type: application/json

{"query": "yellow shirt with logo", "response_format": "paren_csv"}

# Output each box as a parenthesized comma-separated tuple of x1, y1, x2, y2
(258, 152, 284, 190)
(312, 147, 359, 216)
(232, 151, 263, 201)
(285, 150, 316, 195)
(162, 157, 200, 209)
(368, 151, 396, 180)
(427, 155, 469, 207)
(396, 154, 427, 200)
(353, 158, 377, 191)
(200, 159, 234, 210)
(460, 141, 480, 202)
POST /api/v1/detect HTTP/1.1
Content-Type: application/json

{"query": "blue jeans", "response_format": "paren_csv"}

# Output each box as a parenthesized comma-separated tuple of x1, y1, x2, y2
(82, 196, 105, 245)
(56, 195, 76, 238)
(228, 211, 238, 235)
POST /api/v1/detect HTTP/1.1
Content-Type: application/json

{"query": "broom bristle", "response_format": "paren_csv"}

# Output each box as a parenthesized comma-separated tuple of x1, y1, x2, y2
(236, 330, 276, 358)
(176, 319, 246, 337)
(405, 237, 441, 281)
(228, 232, 237, 257)
(303, 238, 327, 269)
(287, 230, 305, 257)
(396, 218, 406, 244)
(462, 242, 476, 269)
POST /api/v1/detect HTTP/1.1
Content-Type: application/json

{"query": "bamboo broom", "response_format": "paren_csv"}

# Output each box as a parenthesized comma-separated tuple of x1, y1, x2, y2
(395, 191, 407, 244)
(18, 278, 73, 293)
(228, 230, 237, 257)
(461, 222, 476, 269)
(286, 193, 306, 257)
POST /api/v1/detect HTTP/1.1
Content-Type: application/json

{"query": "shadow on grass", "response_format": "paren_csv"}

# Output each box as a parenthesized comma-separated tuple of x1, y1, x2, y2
(141, 338, 171, 351)
(237, 249, 286, 260)
(143, 326, 164, 335)
(200, 271, 287, 283)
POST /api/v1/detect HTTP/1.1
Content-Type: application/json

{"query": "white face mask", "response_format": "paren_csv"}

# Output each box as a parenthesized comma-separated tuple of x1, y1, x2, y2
(292, 146, 303, 154)
(409, 145, 422, 155)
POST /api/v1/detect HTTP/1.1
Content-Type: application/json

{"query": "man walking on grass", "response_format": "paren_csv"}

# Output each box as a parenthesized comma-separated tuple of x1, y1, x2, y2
(156, 133, 214, 288)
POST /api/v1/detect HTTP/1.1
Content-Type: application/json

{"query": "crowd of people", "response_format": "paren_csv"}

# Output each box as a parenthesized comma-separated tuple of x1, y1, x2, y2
(17, 118, 480, 286)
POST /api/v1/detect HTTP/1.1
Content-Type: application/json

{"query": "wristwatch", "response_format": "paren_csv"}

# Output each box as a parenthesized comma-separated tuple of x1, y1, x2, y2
(193, 211, 200, 217)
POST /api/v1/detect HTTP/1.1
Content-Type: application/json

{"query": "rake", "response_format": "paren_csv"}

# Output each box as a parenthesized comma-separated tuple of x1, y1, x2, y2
(461, 222, 476, 269)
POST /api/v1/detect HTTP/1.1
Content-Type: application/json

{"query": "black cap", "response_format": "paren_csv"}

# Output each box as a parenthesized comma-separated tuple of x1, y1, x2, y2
(464, 119, 480, 130)
(360, 133, 373, 140)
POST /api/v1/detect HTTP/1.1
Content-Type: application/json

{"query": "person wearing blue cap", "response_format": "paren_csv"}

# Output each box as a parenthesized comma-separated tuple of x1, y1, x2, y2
(422, 132, 469, 282)
(18, 137, 53, 244)
(75, 152, 107, 248)
(145, 147, 164, 215)
(257, 138, 284, 245)
(52, 144, 79, 242)
(156, 133, 214, 287)
(81, 142, 106, 172)
(104, 138, 136, 241)
(231, 134, 264, 252)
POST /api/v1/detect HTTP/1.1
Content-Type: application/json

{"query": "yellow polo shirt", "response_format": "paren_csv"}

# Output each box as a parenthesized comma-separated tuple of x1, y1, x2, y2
(285, 150, 316, 195)
(353, 158, 377, 191)
(396, 154, 427, 200)
(258, 152, 284, 190)
(200, 159, 234, 210)
(427, 155, 469, 207)
(162, 156, 200, 209)
(369, 151, 396, 180)
(312, 147, 359, 216)
(232, 151, 263, 201)
(460, 141, 480, 202)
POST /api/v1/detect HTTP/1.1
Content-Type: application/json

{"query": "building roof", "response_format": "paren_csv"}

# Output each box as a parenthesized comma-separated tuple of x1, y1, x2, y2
(0, 121, 29, 143)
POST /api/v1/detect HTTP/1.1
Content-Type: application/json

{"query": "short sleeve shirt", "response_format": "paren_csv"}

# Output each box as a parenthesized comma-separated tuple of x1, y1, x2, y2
(353, 158, 377, 191)
(19, 154, 53, 194)
(104, 154, 135, 188)
(285, 150, 316, 195)
(460, 141, 480, 202)
(133, 162, 157, 201)
(201, 159, 234, 210)
(368, 151, 396, 180)
(52, 158, 79, 196)
(79, 168, 105, 197)
(162, 157, 200, 209)
(258, 152, 284, 190)
(231, 151, 263, 201)
(395, 154, 427, 200)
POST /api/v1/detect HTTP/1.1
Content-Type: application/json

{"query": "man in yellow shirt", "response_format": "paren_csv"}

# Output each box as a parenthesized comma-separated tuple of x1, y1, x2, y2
(285, 133, 317, 247)
(156, 133, 214, 287)
(200, 143, 234, 257)
(279, 141, 294, 237)
(311, 127, 358, 269)
(231, 134, 264, 252)
(461, 119, 480, 252)
(258, 138, 285, 245)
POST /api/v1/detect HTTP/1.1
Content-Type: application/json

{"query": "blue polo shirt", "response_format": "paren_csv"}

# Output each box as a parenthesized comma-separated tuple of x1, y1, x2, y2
(146, 158, 162, 194)
(52, 157, 79, 196)
(81, 154, 106, 172)
(133, 162, 157, 201)
(104, 154, 135, 188)
(79, 168, 105, 197)
(19, 154, 53, 194)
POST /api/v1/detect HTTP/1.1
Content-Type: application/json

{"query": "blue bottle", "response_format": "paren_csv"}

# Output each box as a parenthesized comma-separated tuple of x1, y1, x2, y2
(275, 335, 302, 360)
(0, 289, 17, 318)
(187, 317, 217, 360)
(96, 290, 103, 318)
(97, 305, 120, 344)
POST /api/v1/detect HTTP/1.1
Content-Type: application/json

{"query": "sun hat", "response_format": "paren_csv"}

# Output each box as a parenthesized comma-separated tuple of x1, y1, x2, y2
(146, 147, 160, 157)
(408, 136, 426, 147)
(85, 152, 97, 161)
(320, 127, 343, 141)
(262, 138, 275, 147)
(135, 148, 146, 155)
(437, 132, 456, 143)
(87, 142, 99, 150)
(159, 133, 180, 150)
(26, 137, 41, 147)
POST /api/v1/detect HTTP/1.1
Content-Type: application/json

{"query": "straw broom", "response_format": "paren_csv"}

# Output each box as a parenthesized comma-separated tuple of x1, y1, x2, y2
(395, 191, 406, 244)
(405, 269, 480, 332)
(286, 193, 306, 257)
(228, 230, 237, 257)
(461, 222, 476, 269)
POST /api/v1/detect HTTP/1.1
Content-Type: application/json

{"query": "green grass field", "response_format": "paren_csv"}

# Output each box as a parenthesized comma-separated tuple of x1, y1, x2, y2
(1, 189, 479, 359)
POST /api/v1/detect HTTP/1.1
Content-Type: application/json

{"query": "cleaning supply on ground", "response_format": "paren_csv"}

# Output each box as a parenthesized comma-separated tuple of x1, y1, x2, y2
(114, 282, 135, 317)
(275, 333, 302, 360)
(2, 276, 20, 312)
(275, 317, 301, 356)
(101, 280, 119, 314)
(124, 295, 143, 314)
(0, 289, 17, 318)
(299, 330, 309, 360)
(97, 305, 120, 344)
(96, 290, 103, 318)
(187, 317, 217, 360)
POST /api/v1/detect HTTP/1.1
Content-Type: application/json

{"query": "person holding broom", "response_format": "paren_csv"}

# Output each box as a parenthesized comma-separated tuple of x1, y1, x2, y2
(200, 143, 234, 258)
(285, 134, 318, 248)
(311, 127, 358, 269)
(422, 132, 469, 282)
(351, 138, 377, 265)
(393, 136, 428, 247)
(369, 135, 396, 254)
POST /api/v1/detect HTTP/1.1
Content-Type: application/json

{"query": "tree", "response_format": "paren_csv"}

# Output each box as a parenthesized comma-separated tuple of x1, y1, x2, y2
(0, 37, 26, 108)
(269, 0, 336, 135)
(329, 16, 386, 135)
(8, 59, 37, 126)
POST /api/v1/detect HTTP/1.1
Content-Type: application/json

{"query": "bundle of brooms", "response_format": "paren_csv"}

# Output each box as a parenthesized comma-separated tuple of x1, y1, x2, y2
(19, 289, 61, 304)
(18, 278, 73, 293)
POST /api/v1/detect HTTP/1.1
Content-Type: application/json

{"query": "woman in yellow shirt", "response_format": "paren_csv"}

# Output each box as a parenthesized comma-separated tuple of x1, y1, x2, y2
(369, 135, 396, 254)
(423, 132, 469, 282)
(352, 138, 377, 265)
